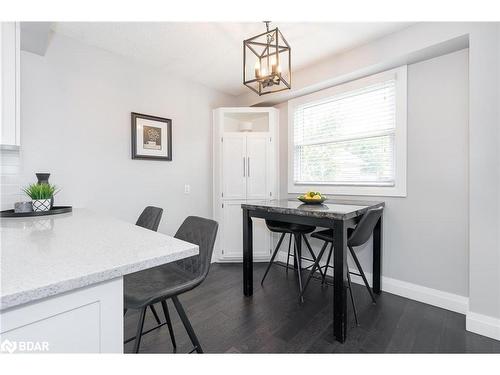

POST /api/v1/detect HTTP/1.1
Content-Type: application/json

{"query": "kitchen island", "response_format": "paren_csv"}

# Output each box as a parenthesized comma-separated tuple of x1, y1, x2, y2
(0, 209, 198, 353)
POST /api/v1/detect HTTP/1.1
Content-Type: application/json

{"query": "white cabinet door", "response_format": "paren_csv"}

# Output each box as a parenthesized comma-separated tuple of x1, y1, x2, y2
(221, 200, 270, 261)
(246, 135, 269, 199)
(221, 134, 247, 199)
(0, 22, 20, 147)
(221, 201, 244, 259)
(0, 278, 123, 353)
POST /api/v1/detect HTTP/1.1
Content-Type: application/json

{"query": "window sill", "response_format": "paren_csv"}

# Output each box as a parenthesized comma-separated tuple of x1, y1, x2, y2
(288, 182, 407, 198)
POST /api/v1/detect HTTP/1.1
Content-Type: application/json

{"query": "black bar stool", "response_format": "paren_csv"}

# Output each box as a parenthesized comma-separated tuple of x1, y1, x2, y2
(124, 216, 218, 353)
(135, 206, 163, 231)
(261, 220, 325, 302)
(301, 207, 383, 324)
(128, 206, 168, 332)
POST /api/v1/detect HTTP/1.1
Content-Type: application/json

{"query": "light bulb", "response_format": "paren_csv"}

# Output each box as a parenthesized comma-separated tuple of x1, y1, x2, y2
(270, 55, 279, 74)
(254, 61, 261, 78)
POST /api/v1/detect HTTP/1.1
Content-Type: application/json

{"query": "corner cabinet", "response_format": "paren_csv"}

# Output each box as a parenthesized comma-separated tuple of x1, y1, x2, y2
(0, 22, 21, 148)
(213, 107, 279, 262)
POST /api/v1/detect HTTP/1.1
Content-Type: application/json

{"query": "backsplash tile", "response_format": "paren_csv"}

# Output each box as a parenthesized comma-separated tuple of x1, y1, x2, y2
(0, 149, 22, 211)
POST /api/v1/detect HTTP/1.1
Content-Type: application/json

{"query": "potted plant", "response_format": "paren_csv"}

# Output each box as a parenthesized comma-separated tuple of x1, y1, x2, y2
(22, 183, 59, 212)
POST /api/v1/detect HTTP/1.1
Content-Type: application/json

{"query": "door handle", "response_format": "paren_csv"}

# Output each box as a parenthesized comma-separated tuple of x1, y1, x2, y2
(247, 157, 250, 177)
(243, 157, 246, 177)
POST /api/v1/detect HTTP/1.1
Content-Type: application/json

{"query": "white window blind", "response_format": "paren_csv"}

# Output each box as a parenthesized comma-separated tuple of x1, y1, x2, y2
(293, 79, 397, 186)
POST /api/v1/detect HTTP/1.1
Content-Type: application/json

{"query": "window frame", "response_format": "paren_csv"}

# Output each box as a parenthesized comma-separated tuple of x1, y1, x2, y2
(287, 65, 407, 197)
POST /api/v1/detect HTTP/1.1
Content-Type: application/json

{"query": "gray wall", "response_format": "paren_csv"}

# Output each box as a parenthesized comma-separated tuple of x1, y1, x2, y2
(14, 32, 236, 235)
(276, 49, 469, 297)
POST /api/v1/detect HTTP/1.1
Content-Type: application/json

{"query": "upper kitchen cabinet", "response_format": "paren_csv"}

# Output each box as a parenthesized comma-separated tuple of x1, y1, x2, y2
(213, 107, 279, 202)
(1, 22, 20, 148)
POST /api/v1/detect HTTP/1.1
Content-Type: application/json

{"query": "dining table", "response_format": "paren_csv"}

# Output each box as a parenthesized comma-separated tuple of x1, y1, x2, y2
(241, 199, 385, 343)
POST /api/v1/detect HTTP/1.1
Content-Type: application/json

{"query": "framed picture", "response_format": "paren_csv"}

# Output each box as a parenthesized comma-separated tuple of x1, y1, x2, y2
(131, 112, 172, 161)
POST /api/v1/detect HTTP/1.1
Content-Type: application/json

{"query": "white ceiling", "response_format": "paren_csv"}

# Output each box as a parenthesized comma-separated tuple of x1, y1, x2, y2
(52, 22, 413, 96)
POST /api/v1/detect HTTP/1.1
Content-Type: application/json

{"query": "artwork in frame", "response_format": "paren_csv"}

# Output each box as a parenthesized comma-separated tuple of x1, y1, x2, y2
(131, 112, 172, 161)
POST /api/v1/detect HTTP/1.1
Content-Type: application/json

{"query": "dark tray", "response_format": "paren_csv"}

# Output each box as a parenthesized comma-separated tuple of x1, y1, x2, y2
(0, 206, 73, 218)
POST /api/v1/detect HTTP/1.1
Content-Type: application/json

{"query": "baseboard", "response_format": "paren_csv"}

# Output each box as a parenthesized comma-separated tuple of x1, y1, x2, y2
(466, 312, 500, 341)
(378, 274, 469, 314)
(275, 251, 469, 315)
(217, 255, 271, 263)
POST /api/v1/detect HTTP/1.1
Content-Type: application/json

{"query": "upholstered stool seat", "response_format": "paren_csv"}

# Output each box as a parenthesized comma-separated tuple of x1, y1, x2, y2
(266, 220, 315, 234)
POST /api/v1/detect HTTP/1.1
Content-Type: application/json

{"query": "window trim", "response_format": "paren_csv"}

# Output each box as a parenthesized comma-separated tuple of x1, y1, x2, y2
(287, 66, 407, 197)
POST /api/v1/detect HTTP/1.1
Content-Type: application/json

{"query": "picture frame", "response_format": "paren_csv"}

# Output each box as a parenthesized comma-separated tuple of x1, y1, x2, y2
(131, 112, 172, 161)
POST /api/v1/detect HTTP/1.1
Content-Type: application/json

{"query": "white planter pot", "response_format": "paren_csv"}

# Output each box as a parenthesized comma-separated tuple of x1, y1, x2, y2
(32, 199, 51, 212)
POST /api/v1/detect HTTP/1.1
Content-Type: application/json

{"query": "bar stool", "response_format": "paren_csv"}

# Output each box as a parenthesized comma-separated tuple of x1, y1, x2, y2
(124, 216, 218, 353)
(301, 207, 383, 323)
(130, 206, 168, 331)
(135, 206, 163, 232)
(261, 220, 325, 302)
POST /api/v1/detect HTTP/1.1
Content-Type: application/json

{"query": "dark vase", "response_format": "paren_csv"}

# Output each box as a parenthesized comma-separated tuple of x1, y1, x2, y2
(36, 173, 54, 208)
(36, 173, 50, 184)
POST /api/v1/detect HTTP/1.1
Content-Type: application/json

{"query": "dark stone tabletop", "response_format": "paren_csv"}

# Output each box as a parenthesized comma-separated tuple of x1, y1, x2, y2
(241, 199, 385, 220)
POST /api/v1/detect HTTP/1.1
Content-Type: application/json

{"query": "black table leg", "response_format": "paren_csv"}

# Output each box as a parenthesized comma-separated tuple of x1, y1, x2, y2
(243, 208, 253, 296)
(333, 218, 348, 343)
(372, 215, 383, 295)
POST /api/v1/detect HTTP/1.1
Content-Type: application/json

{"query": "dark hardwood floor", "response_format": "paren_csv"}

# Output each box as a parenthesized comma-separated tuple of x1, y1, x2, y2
(124, 263, 500, 353)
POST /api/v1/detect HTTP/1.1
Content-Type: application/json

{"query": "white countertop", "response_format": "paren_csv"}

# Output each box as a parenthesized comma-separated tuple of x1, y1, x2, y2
(0, 209, 199, 311)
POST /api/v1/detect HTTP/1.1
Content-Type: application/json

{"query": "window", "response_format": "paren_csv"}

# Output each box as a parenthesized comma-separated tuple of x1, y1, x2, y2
(288, 66, 407, 197)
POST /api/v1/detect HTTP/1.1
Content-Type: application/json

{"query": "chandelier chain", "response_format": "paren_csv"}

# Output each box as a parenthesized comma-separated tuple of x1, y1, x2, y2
(263, 21, 274, 44)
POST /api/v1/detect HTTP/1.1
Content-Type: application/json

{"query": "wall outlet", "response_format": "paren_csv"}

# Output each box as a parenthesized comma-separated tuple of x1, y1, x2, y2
(184, 184, 190, 194)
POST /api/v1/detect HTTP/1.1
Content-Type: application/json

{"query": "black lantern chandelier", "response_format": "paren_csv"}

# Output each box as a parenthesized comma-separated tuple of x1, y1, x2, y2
(243, 21, 291, 96)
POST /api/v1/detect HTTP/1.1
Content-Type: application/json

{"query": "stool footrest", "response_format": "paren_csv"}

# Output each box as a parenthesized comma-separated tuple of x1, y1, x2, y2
(124, 321, 168, 344)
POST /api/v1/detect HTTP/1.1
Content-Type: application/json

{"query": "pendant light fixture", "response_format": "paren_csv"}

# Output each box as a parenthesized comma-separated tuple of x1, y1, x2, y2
(243, 21, 291, 96)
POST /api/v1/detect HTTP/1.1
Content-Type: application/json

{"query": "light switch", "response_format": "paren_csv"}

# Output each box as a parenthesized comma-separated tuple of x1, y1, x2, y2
(184, 184, 190, 194)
